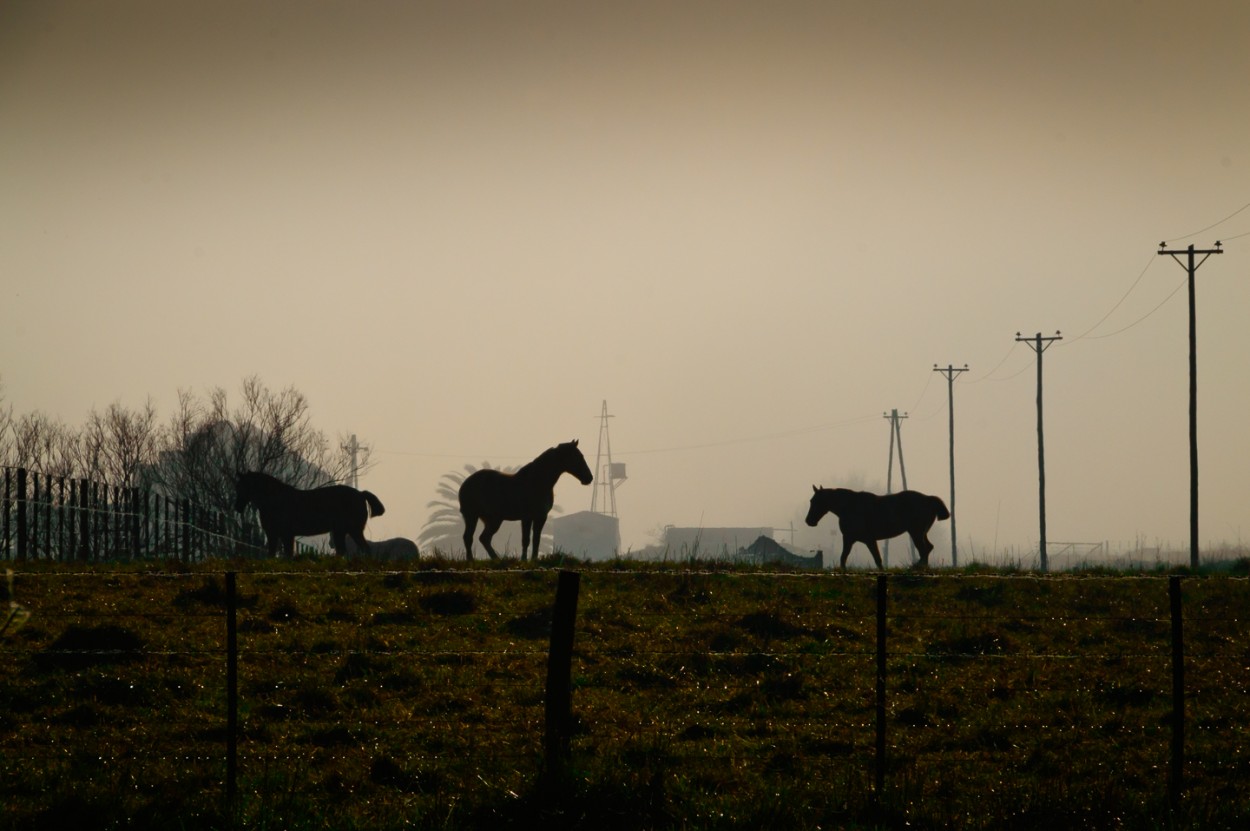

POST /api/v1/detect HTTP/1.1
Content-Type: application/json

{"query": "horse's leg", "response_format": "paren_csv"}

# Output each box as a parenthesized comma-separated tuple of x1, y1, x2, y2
(461, 514, 476, 560)
(266, 535, 280, 558)
(520, 519, 532, 563)
(865, 539, 884, 570)
(331, 530, 347, 557)
(479, 517, 503, 560)
(283, 534, 296, 558)
(532, 514, 547, 561)
(839, 537, 856, 570)
(349, 528, 370, 557)
(911, 528, 934, 569)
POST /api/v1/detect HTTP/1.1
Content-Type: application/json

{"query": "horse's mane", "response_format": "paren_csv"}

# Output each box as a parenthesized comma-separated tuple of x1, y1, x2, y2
(240, 470, 280, 485)
(514, 444, 564, 478)
(239, 471, 297, 494)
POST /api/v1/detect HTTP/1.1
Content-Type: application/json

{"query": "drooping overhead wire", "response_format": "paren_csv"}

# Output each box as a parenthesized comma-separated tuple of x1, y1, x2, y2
(1082, 275, 1188, 340)
(1064, 253, 1157, 343)
(965, 341, 1022, 384)
(1163, 199, 1250, 243)
(1062, 199, 1245, 346)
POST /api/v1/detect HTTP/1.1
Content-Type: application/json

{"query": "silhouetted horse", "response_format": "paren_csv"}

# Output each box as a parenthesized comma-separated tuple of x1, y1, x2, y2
(458, 440, 594, 561)
(234, 471, 385, 558)
(805, 486, 949, 570)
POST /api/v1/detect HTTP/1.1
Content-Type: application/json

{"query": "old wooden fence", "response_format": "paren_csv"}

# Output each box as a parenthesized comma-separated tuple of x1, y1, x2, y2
(1, 466, 267, 561)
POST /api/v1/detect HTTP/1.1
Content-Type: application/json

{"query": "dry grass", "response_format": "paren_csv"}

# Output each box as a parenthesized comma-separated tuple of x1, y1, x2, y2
(2, 556, 1248, 830)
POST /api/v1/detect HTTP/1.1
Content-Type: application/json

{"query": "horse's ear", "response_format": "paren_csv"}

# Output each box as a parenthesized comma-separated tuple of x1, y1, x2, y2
(812, 485, 819, 493)
(572, 439, 578, 446)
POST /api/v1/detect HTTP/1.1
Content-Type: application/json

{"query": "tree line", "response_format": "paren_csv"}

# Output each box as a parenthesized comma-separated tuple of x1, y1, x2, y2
(1, 375, 369, 547)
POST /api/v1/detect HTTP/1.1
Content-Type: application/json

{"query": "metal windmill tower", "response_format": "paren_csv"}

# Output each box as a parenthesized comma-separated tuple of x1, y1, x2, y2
(590, 400, 627, 517)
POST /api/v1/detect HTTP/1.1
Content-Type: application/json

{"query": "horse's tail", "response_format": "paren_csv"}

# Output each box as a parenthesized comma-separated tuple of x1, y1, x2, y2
(363, 491, 386, 518)
(931, 495, 951, 521)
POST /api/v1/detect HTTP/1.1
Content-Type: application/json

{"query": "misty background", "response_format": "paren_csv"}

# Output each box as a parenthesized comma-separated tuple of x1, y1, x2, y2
(2, 1, 1248, 563)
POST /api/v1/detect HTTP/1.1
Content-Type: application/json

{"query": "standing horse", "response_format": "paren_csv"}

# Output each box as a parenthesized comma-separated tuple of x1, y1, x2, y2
(458, 440, 594, 561)
(805, 486, 949, 570)
(234, 471, 385, 558)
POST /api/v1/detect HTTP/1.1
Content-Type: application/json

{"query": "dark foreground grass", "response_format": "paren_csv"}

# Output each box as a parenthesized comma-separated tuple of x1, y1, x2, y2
(2, 557, 1248, 830)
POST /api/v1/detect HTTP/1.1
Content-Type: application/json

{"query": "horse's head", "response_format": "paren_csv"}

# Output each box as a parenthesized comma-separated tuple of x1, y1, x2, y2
(558, 439, 595, 486)
(805, 485, 830, 527)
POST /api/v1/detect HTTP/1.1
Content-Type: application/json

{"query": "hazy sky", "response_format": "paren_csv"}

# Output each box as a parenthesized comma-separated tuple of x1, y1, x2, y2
(3, 1, 1248, 562)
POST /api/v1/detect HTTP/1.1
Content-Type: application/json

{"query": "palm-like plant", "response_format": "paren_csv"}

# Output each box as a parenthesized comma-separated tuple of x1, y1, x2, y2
(418, 462, 563, 559)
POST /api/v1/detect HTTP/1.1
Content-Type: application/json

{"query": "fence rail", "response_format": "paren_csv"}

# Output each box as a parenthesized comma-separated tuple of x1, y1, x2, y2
(2, 466, 269, 561)
(3, 568, 1248, 829)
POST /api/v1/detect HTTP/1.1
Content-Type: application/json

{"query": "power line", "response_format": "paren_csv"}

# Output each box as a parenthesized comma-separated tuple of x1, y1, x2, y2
(966, 342, 1024, 383)
(1064, 202, 1247, 346)
(1082, 275, 1187, 340)
(1164, 200, 1250, 242)
(1065, 253, 1158, 342)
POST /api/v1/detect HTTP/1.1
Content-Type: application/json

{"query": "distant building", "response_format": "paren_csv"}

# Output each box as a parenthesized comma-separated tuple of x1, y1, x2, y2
(741, 535, 824, 570)
(663, 526, 774, 559)
(550, 511, 621, 561)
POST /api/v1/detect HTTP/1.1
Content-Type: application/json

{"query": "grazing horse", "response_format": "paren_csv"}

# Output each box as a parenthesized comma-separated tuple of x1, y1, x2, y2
(234, 471, 385, 558)
(458, 440, 594, 561)
(805, 486, 950, 570)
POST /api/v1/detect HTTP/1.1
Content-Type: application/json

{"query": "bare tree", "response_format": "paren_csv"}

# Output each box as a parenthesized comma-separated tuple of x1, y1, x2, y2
(149, 376, 366, 529)
(8, 411, 80, 478)
(80, 400, 160, 487)
(0, 379, 13, 468)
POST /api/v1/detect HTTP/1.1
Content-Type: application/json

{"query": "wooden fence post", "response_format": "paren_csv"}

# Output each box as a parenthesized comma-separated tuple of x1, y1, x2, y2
(111, 485, 121, 558)
(1169, 575, 1185, 807)
(57, 477, 66, 560)
(76, 480, 88, 561)
(2, 468, 10, 559)
(42, 474, 52, 559)
(226, 571, 238, 805)
(544, 569, 581, 775)
(15, 468, 27, 562)
(29, 473, 40, 559)
(92, 481, 102, 561)
(875, 574, 888, 803)
(181, 500, 192, 563)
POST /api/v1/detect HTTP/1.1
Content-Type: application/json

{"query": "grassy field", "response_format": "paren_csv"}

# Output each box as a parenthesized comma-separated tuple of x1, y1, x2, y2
(2, 556, 1248, 830)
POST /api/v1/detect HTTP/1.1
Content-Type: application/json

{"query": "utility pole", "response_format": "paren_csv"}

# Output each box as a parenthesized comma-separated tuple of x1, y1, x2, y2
(1016, 332, 1061, 572)
(341, 434, 369, 489)
(934, 364, 968, 567)
(1157, 241, 1223, 569)
(882, 409, 911, 566)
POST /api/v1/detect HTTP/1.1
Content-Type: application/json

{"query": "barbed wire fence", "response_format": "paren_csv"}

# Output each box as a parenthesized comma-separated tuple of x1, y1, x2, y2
(2, 568, 1248, 828)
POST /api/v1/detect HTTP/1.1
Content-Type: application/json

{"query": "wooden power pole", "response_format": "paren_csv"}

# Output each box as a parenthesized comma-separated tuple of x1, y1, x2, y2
(934, 364, 968, 567)
(1157, 241, 1223, 569)
(1016, 332, 1061, 572)
(882, 409, 911, 567)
